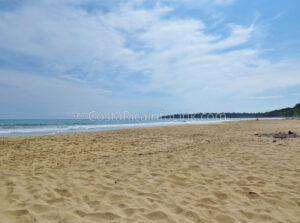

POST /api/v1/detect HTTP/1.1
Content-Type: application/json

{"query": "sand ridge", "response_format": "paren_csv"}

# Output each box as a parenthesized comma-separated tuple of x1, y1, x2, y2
(0, 119, 300, 222)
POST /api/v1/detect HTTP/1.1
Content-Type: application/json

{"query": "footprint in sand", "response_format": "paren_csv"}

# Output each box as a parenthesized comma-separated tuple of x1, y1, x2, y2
(29, 204, 51, 214)
(215, 214, 236, 223)
(4, 209, 37, 222)
(54, 188, 72, 197)
(214, 192, 228, 200)
(146, 210, 171, 221)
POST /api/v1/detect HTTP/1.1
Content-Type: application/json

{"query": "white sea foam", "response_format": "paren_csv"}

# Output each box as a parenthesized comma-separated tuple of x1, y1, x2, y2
(0, 121, 182, 136)
(0, 118, 263, 137)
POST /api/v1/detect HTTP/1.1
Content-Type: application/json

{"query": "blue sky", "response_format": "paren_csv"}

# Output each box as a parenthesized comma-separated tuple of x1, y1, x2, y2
(0, 0, 300, 118)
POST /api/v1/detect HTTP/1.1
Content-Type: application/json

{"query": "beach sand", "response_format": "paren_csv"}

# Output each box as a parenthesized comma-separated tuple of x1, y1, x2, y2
(0, 119, 300, 223)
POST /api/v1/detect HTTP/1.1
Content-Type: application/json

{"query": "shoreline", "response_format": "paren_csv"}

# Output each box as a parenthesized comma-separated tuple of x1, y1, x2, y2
(0, 117, 286, 138)
(1, 119, 300, 222)
(0, 120, 225, 139)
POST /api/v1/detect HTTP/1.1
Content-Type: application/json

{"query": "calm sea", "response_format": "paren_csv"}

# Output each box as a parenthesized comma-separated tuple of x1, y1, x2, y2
(0, 118, 256, 137)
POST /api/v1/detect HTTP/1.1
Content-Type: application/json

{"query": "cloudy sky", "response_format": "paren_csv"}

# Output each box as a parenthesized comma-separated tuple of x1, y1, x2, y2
(0, 0, 300, 118)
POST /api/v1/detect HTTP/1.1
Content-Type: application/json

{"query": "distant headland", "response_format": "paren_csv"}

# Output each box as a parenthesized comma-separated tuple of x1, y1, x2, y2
(161, 103, 300, 119)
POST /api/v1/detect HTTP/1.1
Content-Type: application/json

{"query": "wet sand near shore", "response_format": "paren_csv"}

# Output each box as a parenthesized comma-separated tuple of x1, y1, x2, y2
(0, 119, 300, 223)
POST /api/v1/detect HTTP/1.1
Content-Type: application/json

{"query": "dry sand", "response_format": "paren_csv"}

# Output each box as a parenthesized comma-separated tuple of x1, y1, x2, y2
(0, 119, 300, 223)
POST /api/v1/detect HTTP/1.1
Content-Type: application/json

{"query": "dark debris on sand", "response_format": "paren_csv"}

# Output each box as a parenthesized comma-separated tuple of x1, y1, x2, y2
(255, 131, 300, 139)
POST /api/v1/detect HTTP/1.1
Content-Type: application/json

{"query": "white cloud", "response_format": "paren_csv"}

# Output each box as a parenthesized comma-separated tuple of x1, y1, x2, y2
(0, 1, 136, 75)
(162, 0, 236, 7)
(0, 0, 300, 114)
(248, 95, 282, 100)
(272, 12, 284, 21)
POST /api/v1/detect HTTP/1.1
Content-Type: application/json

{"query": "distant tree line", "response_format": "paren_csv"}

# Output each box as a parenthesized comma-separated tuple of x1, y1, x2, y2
(161, 103, 300, 119)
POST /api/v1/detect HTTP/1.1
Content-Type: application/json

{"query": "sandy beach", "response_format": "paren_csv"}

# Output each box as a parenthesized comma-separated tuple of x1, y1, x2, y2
(0, 119, 300, 223)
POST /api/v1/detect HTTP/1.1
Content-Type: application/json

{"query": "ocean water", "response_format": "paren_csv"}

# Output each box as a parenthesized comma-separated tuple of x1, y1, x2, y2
(0, 118, 256, 137)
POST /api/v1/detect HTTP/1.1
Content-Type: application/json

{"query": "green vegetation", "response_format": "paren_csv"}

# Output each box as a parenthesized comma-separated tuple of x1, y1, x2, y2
(161, 103, 300, 119)
(294, 103, 300, 117)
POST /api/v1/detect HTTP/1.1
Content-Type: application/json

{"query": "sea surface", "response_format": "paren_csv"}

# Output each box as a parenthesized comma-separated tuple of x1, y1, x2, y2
(0, 118, 259, 137)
